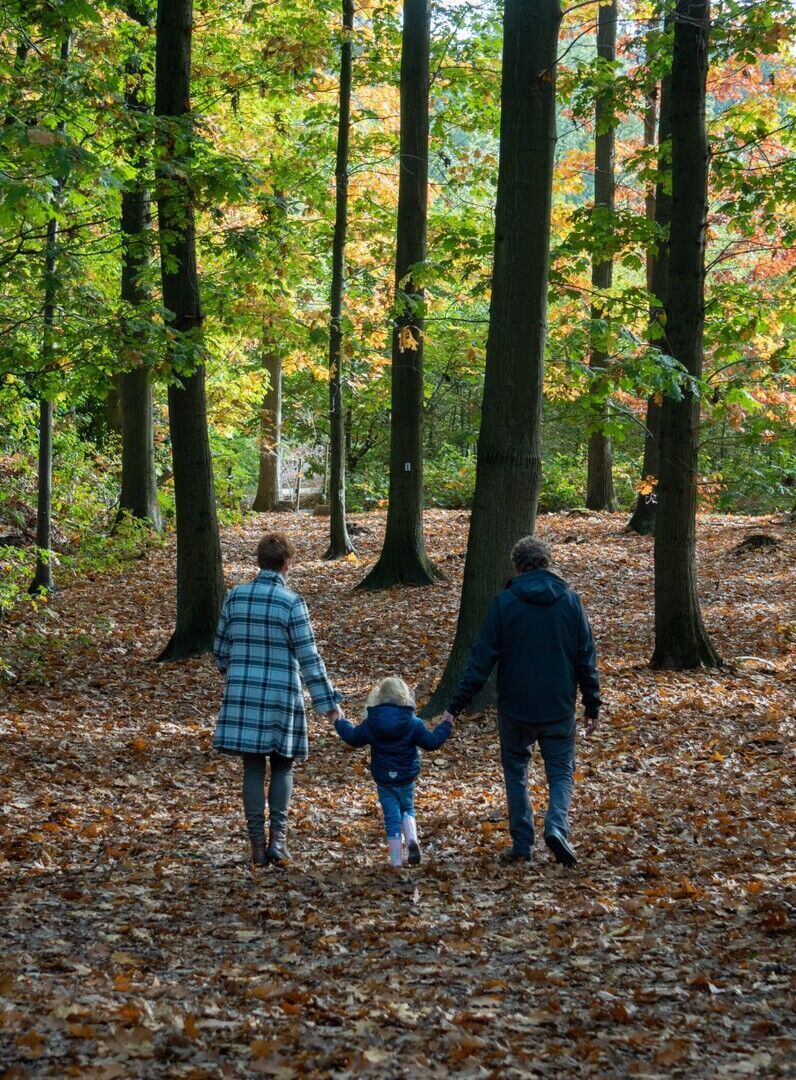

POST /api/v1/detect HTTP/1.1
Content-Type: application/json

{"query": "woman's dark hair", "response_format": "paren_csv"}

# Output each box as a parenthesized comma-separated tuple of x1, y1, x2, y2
(257, 532, 295, 571)
(511, 535, 551, 573)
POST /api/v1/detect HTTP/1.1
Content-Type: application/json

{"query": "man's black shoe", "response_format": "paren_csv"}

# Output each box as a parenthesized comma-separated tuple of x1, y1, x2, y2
(544, 830, 577, 867)
(499, 848, 532, 864)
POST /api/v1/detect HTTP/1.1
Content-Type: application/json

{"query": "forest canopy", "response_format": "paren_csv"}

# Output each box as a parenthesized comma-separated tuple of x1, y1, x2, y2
(0, 0, 794, 618)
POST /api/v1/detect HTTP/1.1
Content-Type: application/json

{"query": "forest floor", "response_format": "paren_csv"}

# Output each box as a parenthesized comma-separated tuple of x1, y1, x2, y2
(0, 509, 794, 1079)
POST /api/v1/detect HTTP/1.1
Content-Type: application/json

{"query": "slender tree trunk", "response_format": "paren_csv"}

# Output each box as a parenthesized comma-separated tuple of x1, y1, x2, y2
(326, 0, 355, 558)
(30, 35, 70, 595)
(628, 31, 670, 535)
(585, 0, 618, 511)
(251, 349, 282, 511)
(118, 3, 161, 529)
(423, 0, 561, 715)
(652, 0, 720, 669)
(105, 382, 123, 437)
(358, 0, 439, 587)
(155, 0, 224, 660)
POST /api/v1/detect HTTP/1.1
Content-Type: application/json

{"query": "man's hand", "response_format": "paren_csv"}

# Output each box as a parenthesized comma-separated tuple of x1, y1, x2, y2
(326, 706, 343, 722)
(584, 713, 599, 736)
(442, 710, 456, 727)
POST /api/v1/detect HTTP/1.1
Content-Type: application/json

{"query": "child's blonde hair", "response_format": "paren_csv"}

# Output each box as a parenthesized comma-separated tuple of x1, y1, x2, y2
(365, 675, 415, 713)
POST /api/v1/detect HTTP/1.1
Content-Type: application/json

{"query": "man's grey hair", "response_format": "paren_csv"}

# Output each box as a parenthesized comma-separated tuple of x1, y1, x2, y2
(511, 535, 551, 573)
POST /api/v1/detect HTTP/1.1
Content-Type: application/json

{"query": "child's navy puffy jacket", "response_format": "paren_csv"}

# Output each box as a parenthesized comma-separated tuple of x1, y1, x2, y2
(335, 703, 452, 786)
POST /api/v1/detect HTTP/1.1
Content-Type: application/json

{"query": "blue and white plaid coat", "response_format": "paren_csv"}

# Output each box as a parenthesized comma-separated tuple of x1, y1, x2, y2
(212, 570, 340, 760)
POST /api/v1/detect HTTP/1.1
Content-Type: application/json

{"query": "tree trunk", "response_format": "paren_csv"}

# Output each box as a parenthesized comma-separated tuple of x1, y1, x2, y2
(325, 0, 355, 558)
(155, 0, 224, 660)
(358, 0, 439, 588)
(651, 0, 720, 669)
(251, 350, 282, 511)
(628, 33, 670, 536)
(422, 0, 561, 716)
(585, 0, 618, 511)
(118, 3, 161, 529)
(30, 35, 70, 595)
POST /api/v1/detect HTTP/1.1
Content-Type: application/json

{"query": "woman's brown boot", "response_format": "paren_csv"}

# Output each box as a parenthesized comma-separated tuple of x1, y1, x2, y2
(250, 838, 267, 867)
(266, 827, 290, 867)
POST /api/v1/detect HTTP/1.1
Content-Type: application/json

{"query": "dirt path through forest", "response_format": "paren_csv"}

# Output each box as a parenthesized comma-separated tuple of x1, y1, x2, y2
(1, 511, 794, 1077)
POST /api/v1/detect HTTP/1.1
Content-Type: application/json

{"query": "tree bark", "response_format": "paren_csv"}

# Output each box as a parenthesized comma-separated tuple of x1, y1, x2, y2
(118, 3, 161, 529)
(251, 349, 282, 511)
(628, 32, 670, 536)
(585, 0, 618, 511)
(651, 0, 720, 669)
(30, 35, 70, 595)
(325, 0, 355, 558)
(155, 0, 224, 660)
(422, 0, 561, 715)
(358, 0, 439, 587)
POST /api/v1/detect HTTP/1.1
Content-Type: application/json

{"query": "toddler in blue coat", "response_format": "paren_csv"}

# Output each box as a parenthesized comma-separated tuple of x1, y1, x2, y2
(334, 676, 453, 868)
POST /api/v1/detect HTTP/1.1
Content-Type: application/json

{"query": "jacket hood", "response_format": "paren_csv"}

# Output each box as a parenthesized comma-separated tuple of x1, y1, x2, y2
(366, 703, 415, 740)
(508, 569, 570, 606)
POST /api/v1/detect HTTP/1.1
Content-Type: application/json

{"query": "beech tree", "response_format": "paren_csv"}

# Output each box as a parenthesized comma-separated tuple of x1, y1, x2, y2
(251, 349, 282, 512)
(325, 0, 355, 559)
(358, 0, 439, 588)
(628, 49, 671, 537)
(423, 0, 562, 714)
(30, 34, 70, 595)
(155, 0, 224, 660)
(118, 2, 160, 529)
(585, 0, 618, 512)
(652, 0, 720, 669)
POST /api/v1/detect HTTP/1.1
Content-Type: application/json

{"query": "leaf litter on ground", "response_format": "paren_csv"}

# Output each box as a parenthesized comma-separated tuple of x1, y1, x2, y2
(0, 510, 794, 1077)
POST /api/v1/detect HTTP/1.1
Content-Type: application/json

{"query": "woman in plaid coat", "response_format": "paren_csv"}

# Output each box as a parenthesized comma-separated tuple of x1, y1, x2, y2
(213, 532, 341, 866)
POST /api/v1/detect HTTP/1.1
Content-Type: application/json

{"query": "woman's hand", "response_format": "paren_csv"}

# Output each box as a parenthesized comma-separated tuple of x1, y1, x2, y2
(326, 706, 343, 722)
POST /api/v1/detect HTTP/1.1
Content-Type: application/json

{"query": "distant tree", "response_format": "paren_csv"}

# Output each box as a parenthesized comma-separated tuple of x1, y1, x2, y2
(325, 0, 355, 558)
(251, 348, 282, 512)
(423, 0, 562, 714)
(358, 0, 439, 587)
(652, 0, 720, 669)
(627, 49, 671, 537)
(30, 34, 70, 596)
(155, 0, 224, 659)
(585, 0, 618, 512)
(118, 2, 161, 529)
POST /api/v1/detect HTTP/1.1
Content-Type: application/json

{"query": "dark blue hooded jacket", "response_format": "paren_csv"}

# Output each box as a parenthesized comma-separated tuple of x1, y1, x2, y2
(335, 704, 452, 786)
(448, 569, 601, 722)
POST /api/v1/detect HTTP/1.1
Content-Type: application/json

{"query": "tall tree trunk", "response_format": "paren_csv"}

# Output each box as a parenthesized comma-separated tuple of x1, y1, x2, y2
(118, 3, 161, 529)
(627, 29, 670, 535)
(651, 0, 720, 669)
(585, 0, 618, 511)
(30, 35, 70, 595)
(358, 0, 439, 587)
(326, 0, 355, 558)
(251, 349, 282, 511)
(422, 0, 561, 716)
(155, 0, 224, 660)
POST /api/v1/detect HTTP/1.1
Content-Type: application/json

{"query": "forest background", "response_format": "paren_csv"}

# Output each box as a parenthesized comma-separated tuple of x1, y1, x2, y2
(1, 0, 794, 628)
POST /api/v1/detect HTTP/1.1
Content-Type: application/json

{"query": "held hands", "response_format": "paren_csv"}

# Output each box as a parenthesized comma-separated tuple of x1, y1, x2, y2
(326, 705, 343, 722)
(584, 713, 599, 736)
(442, 711, 456, 727)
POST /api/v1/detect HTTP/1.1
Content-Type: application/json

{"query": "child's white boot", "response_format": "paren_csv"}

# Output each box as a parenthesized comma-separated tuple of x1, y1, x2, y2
(388, 837, 405, 869)
(402, 813, 421, 866)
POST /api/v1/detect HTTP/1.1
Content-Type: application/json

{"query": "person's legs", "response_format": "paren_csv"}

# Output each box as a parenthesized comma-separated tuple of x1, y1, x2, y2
(538, 717, 577, 865)
(266, 753, 294, 865)
(376, 784, 404, 867)
(267, 753, 294, 832)
(498, 715, 537, 856)
(396, 783, 420, 865)
(242, 754, 267, 864)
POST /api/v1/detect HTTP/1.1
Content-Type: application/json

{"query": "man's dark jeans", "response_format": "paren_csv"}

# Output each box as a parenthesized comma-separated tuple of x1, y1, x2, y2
(498, 714, 576, 854)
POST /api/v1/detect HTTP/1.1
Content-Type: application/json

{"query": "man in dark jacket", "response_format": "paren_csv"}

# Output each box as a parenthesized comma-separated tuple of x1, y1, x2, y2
(443, 536, 600, 866)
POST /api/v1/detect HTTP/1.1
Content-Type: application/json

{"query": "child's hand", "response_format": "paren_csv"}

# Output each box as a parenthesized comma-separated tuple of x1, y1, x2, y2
(442, 710, 456, 727)
(326, 706, 343, 722)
